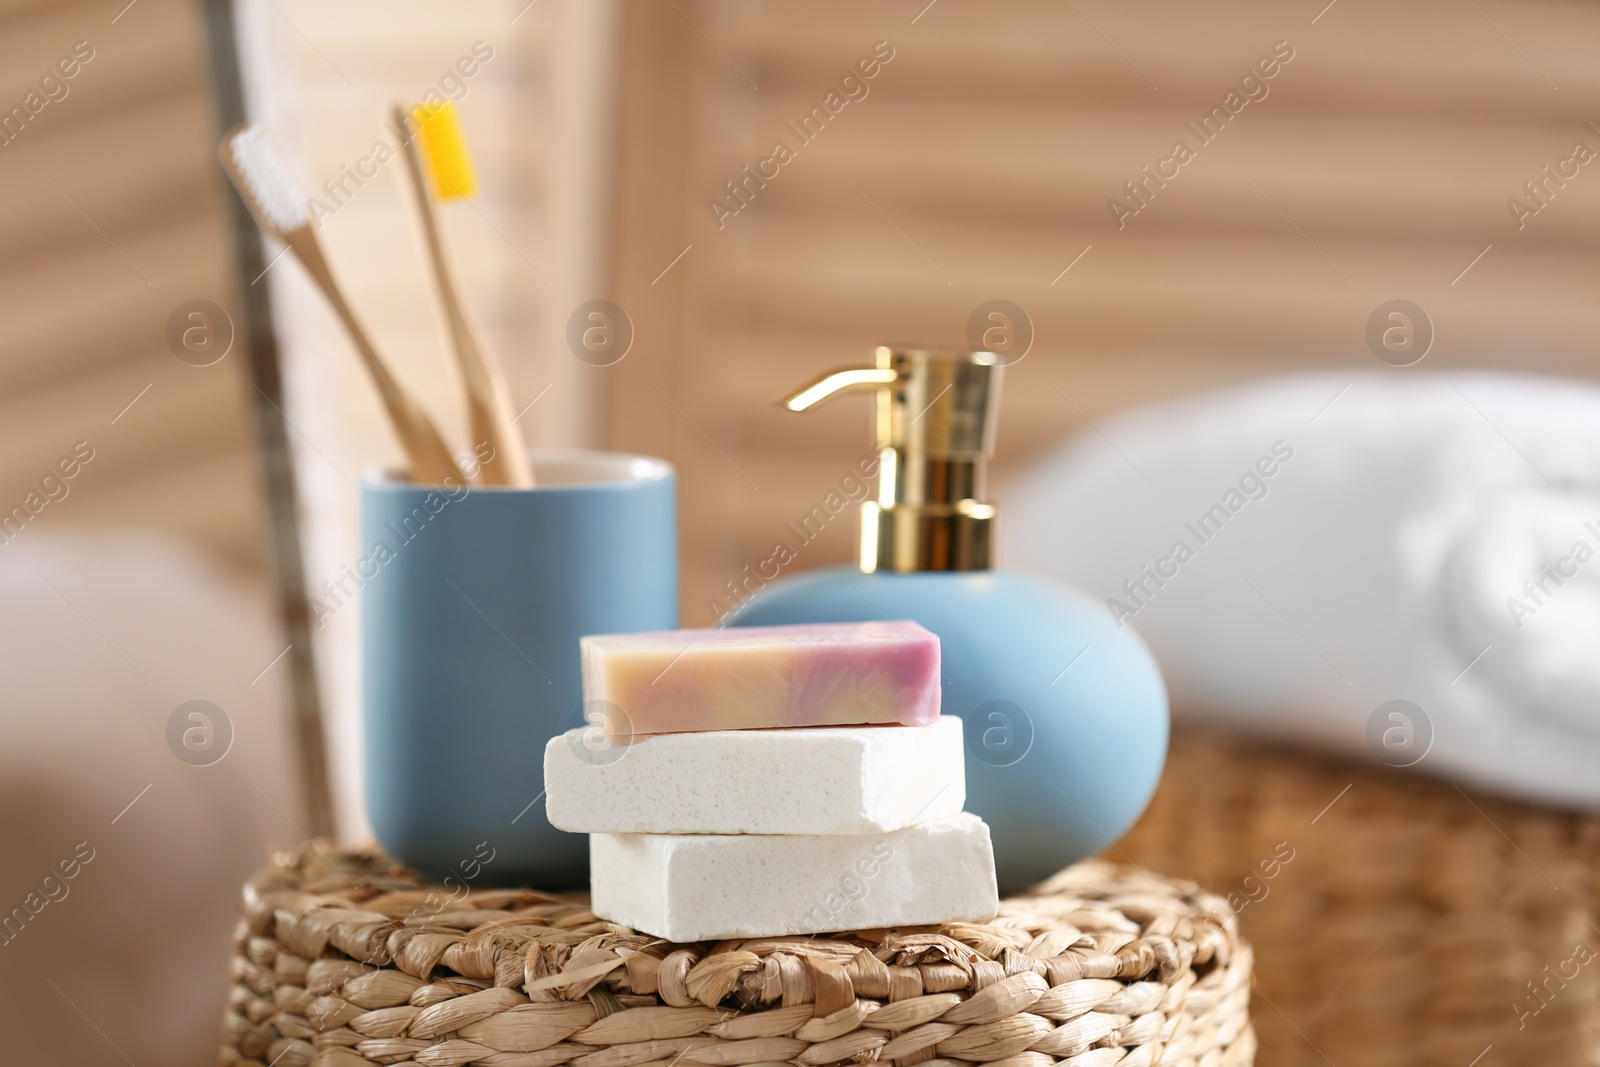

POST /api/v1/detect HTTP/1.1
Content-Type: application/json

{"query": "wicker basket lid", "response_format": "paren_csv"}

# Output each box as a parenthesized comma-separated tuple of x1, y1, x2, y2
(223, 844, 1254, 1067)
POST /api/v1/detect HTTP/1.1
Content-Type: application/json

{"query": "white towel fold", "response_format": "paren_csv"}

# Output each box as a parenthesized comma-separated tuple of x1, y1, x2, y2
(1001, 372, 1600, 809)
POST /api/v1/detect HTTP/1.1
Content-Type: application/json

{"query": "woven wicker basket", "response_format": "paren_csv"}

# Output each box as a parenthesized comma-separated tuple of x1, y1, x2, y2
(221, 844, 1254, 1067)
(1119, 730, 1600, 1067)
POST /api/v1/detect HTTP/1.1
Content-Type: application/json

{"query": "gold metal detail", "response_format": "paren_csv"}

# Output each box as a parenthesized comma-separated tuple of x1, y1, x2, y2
(782, 346, 1003, 573)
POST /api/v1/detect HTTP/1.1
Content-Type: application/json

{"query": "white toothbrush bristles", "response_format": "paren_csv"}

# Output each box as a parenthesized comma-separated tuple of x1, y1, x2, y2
(227, 125, 309, 235)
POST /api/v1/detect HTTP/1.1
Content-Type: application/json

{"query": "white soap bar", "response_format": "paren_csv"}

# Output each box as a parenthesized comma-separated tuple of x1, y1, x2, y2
(545, 717, 965, 835)
(589, 813, 1000, 941)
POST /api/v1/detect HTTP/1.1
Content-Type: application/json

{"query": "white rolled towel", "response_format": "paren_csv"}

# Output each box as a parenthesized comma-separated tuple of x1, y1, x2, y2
(1001, 371, 1600, 809)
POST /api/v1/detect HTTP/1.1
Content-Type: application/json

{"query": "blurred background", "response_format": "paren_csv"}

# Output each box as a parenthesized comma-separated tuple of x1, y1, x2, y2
(2, 0, 1598, 1064)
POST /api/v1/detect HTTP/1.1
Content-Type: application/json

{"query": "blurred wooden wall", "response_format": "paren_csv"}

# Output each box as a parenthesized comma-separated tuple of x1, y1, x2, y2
(604, 0, 1600, 627)
(7, 0, 1597, 620)
(0, 0, 263, 569)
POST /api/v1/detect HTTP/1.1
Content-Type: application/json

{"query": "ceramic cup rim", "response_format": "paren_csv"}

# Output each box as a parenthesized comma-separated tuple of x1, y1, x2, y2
(361, 448, 674, 495)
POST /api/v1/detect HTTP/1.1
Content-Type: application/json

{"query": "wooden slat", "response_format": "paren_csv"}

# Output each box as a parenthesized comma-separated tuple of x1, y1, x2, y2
(0, 355, 255, 493)
(699, 219, 1600, 357)
(716, 0, 1600, 106)
(0, 218, 233, 390)
(0, 0, 263, 572)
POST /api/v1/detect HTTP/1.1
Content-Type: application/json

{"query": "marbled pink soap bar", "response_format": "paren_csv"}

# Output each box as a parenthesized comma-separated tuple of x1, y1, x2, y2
(580, 621, 941, 738)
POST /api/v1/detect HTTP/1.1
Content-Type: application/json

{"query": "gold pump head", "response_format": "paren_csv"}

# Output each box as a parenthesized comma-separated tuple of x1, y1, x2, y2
(783, 346, 1002, 573)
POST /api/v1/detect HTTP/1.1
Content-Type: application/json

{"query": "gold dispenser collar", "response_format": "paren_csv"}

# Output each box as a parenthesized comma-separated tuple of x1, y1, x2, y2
(783, 346, 1002, 573)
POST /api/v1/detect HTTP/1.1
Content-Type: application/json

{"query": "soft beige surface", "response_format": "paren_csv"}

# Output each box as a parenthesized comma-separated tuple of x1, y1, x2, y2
(0, 531, 302, 1065)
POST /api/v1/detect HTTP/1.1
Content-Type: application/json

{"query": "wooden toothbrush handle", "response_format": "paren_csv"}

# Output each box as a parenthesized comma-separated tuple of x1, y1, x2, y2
(396, 117, 534, 488)
(439, 276, 535, 488)
(286, 228, 466, 486)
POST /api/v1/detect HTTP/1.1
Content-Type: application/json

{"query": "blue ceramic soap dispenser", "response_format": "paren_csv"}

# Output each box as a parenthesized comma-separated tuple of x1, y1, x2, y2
(733, 347, 1169, 892)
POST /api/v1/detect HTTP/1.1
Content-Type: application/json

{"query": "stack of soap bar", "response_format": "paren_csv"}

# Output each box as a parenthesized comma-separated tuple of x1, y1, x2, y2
(547, 620, 1000, 941)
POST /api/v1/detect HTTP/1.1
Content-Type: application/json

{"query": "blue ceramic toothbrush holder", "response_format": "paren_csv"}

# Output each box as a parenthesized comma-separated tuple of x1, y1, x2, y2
(360, 449, 676, 888)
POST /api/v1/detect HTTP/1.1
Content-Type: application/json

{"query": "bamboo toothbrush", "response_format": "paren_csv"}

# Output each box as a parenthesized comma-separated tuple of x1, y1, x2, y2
(398, 102, 534, 488)
(220, 124, 466, 486)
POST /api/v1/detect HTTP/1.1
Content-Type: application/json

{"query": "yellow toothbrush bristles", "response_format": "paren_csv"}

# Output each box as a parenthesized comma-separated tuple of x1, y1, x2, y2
(410, 101, 477, 200)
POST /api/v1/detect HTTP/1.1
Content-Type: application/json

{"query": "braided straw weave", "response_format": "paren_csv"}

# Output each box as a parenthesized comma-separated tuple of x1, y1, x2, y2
(1121, 731, 1600, 1067)
(222, 844, 1254, 1067)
